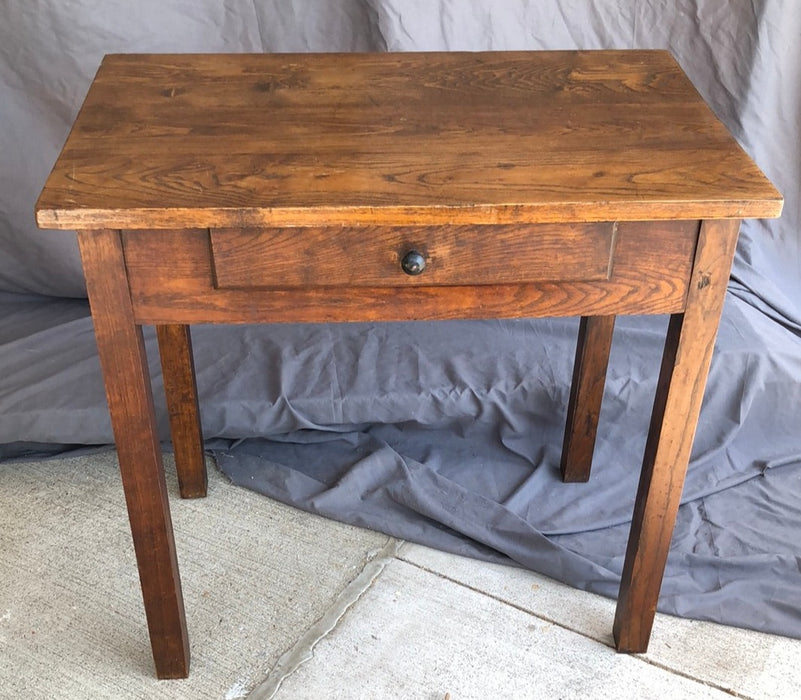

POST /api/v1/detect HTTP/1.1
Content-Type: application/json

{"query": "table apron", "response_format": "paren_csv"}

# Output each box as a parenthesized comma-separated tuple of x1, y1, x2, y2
(121, 220, 699, 325)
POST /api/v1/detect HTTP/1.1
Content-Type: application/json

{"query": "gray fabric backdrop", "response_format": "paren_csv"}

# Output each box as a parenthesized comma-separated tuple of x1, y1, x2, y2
(1, 1, 800, 638)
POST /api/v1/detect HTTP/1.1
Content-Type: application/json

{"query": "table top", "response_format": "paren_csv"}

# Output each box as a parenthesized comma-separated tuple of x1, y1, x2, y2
(36, 50, 782, 230)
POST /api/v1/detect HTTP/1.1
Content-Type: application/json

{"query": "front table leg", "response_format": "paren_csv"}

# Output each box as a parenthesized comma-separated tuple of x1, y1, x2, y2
(613, 219, 741, 652)
(78, 229, 190, 678)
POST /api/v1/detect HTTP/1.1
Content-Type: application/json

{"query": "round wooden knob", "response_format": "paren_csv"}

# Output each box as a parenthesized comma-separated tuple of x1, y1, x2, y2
(401, 250, 426, 275)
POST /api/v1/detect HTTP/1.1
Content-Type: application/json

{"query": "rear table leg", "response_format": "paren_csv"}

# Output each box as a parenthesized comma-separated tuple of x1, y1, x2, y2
(561, 315, 616, 482)
(157, 324, 207, 499)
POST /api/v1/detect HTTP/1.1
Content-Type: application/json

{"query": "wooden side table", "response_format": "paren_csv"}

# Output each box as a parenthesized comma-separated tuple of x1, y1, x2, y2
(36, 51, 781, 678)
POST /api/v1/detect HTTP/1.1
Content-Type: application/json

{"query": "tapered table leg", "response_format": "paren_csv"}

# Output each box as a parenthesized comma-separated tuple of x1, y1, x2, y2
(561, 315, 616, 482)
(78, 229, 190, 679)
(157, 324, 207, 499)
(613, 219, 741, 652)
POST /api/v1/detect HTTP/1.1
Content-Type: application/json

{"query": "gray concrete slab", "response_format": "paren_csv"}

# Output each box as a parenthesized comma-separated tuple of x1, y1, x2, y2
(3, 452, 799, 699)
(399, 542, 801, 700)
(0, 452, 389, 699)
(270, 558, 735, 700)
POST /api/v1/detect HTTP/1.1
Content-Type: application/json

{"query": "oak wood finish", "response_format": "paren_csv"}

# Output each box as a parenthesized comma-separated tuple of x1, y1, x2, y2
(561, 315, 617, 482)
(35, 52, 782, 677)
(122, 220, 697, 324)
(614, 219, 741, 652)
(76, 230, 189, 679)
(156, 324, 206, 498)
(210, 223, 615, 288)
(36, 52, 780, 231)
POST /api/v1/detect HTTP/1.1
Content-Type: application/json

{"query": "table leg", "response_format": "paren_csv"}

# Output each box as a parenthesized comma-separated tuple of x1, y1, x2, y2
(78, 229, 190, 679)
(156, 324, 207, 499)
(613, 219, 740, 652)
(561, 315, 616, 482)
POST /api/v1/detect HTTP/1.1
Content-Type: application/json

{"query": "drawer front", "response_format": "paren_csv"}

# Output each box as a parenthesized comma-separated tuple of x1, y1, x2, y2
(209, 223, 616, 289)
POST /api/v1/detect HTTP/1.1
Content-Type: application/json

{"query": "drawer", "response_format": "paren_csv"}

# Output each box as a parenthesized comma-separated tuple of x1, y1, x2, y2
(209, 223, 616, 289)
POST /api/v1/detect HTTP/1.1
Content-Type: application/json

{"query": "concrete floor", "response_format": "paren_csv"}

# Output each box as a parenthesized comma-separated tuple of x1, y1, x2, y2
(1, 451, 799, 699)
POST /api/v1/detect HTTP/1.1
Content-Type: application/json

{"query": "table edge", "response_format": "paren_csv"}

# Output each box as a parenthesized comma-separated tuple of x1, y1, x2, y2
(35, 198, 783, 230)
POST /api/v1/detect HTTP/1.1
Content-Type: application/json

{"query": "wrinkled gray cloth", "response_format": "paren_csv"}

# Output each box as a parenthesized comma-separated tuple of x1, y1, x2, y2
(1, 1, 800, 639)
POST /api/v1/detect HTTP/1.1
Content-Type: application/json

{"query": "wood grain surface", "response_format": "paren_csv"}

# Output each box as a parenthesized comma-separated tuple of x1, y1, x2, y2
(561, 315, 616, 482)
(209, 223, 615, 288)
(77, 229, 190, 678)
(122, 220, 698, 324)
(36, 51, 781, 229)
(156, 324, 206, 499)
(613, 218, 742, 652)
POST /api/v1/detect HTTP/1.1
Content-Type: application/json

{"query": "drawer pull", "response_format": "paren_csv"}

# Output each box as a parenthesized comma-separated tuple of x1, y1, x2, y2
(401, 250, 426, 276)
